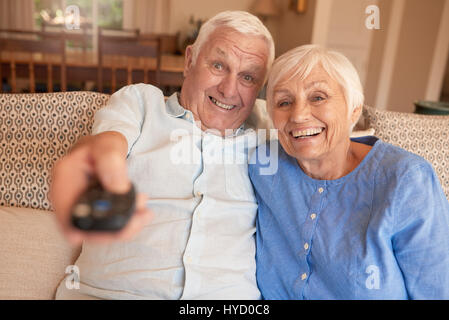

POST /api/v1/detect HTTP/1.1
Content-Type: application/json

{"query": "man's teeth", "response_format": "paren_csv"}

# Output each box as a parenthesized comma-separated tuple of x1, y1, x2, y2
(211, 97, 235, 110)
(292, 128, 324, 138)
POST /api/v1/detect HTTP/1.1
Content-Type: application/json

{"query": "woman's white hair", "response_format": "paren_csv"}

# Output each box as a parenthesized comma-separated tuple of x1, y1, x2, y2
(190, 11, 275, 81)
(266, 44, 364, 129)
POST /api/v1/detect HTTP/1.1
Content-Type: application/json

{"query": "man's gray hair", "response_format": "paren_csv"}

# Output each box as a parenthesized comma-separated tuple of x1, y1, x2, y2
(190, 11, 275, 81)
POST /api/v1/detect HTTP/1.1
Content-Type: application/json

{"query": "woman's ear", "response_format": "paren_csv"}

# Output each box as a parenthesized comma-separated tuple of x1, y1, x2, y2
(350, 105, 363, 126)
(183, 45, 194, 78)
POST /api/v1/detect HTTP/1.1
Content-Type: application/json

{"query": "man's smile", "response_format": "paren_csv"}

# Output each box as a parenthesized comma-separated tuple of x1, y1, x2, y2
(209, 96, 237, 110)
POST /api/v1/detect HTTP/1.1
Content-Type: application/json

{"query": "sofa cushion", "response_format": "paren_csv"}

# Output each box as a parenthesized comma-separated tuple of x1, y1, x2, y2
(0, 92, 110, 210)
(0, 206, 81, 299)
(363, 105, 449, 199)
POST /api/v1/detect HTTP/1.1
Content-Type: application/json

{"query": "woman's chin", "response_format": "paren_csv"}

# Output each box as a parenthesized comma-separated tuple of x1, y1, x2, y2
(293, 150, 323, 164)
(282, 133, 325, 161)
(282, 143, 321, 163)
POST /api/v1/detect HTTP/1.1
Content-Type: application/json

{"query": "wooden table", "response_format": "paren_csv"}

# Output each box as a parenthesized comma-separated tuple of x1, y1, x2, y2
(0, 50, 185, 90)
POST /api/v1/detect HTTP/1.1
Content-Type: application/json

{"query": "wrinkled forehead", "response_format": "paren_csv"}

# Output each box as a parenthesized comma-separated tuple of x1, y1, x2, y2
(204, 27, 269, 63)
(272, 63, 329, 91)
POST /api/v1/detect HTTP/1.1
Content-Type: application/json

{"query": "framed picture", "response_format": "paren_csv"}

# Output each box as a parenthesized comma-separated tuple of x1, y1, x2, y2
(290, 0, 307, 13)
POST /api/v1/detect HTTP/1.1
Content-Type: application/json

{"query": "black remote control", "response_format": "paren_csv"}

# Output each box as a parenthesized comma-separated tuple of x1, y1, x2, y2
(71, 178, 136, 232)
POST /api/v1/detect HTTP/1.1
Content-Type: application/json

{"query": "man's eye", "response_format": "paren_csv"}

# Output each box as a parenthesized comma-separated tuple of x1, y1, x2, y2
(243, 75, 254, 82)
(213, 62, 223, 70)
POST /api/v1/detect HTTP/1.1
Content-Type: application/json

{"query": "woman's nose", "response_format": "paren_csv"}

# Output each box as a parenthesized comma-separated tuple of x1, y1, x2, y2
(217, 74, 238, 99)
(289, 102, 312, 122)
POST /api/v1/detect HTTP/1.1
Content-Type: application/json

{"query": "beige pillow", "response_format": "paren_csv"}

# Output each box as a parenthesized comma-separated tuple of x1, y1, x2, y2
(0, 206, 81, 299)
(363, 105, 449, 200)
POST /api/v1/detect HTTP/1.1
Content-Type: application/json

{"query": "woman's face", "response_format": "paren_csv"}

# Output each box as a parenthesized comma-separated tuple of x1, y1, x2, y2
(270, 64, 360, 163)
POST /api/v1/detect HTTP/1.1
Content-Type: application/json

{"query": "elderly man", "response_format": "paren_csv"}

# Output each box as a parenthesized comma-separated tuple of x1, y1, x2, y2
(51, 11, 274, 299)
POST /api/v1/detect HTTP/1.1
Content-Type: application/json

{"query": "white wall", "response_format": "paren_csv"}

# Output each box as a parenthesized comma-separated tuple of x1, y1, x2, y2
(275, 0, 316, 56)
(313, 0, 449, 112)
(169, 0, 255, 35)
(312, 0, 377, 87)
(385, 0, 446, 112)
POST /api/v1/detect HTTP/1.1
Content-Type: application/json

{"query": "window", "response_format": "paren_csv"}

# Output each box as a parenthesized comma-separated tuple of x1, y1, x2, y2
(35, 0, 123, 29)
(34, 0, 123, 51)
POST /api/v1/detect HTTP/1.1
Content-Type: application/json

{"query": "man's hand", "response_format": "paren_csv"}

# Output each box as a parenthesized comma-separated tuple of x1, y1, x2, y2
(50, 132, 153, 246)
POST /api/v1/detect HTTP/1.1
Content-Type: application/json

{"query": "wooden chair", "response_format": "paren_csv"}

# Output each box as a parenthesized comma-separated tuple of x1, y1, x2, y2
(97, 28, 161, 93)
(0, 30, 66, 93)
(41, 21, 93, 55)
(138, 33, 179, 54)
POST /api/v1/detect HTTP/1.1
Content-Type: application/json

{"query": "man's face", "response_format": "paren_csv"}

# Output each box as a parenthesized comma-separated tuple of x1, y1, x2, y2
(180, 27, 269, 135)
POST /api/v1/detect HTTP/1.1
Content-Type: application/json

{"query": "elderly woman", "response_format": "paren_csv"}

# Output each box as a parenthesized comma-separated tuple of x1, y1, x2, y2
(249, 44, 449, 299)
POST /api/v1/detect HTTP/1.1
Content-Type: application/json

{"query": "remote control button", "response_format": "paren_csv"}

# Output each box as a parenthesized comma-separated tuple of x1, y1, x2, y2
(71, 179, 136, 231)
(73, 203, 91, 218)
(92, 199, 112, 218)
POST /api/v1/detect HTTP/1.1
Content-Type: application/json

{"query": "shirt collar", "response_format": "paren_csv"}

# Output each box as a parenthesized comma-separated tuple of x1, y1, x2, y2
(165, 92, 187, 118)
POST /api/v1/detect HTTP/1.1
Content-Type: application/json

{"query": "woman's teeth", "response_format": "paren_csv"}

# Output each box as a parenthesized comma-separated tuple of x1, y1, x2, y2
(292, 127, 324, 138)
(210, 97, 235, 110)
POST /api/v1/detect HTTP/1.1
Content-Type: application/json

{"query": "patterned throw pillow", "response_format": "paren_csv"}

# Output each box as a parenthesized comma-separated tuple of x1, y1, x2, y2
(0, 92, 110, 210)
(363, 105, 449, 200)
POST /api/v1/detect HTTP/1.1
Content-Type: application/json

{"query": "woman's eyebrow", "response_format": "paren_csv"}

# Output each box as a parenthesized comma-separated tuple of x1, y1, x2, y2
(305, 80, 331, 90)
(273, 88, 292, 96)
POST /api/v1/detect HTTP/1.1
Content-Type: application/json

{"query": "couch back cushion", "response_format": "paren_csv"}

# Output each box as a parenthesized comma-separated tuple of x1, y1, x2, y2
(0, 206, 81, 299)
(0, 92, 110, 210)
(363, 105, 449, 199)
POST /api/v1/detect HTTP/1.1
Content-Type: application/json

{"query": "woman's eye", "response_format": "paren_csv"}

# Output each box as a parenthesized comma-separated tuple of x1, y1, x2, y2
(277, 101, 291, 107)
(311, 95, 325, 102)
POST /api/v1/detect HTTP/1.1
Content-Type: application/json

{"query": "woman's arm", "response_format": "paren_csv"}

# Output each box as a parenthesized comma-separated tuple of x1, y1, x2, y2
(391, 162, 449, 299)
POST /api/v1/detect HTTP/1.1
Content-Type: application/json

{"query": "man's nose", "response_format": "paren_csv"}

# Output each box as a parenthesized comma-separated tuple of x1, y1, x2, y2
(217, 74, 238, 99)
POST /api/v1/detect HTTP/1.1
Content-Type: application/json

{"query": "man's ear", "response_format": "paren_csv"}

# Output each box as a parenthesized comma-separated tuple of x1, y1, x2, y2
(183, 45, 194, 78)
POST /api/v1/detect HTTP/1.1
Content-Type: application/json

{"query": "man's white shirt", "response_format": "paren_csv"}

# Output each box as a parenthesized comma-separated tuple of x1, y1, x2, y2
(56, 84, 270, 300)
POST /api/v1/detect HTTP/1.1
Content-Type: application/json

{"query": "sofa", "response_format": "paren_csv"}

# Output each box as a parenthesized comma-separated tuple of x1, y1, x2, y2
(0, 91, 448, 299)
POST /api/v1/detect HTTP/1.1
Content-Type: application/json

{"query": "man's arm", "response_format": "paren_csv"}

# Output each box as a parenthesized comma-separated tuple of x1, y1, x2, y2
(50, 131, 152, 246)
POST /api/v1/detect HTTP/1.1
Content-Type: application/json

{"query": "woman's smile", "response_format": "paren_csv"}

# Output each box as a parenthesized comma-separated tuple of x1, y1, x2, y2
(290, 126, 325, 139)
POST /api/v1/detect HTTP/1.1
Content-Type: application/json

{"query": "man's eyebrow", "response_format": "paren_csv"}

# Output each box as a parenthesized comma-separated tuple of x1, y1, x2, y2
(215, 47, 227, 57)
(243, 64, 265, 74)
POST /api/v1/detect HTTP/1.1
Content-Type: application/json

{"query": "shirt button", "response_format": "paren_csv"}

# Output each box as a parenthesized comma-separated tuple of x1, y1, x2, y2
(310, 213, 317, 220)
(304, 243, 309, 250)
(185, 256, 193, 263)
(318, 187, 324, 194)
(196, 191, 203, 197)
(301, 273, 307, 280)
